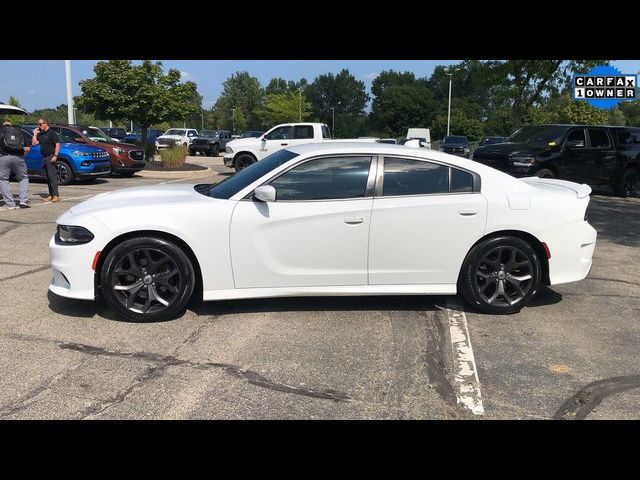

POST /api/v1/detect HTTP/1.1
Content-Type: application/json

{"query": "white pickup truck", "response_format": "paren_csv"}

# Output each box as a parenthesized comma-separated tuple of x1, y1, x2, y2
(224, 122, 376, 171)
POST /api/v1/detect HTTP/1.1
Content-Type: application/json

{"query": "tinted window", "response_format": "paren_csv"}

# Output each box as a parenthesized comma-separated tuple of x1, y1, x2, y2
(321, 125, 331, 139)
(270, 156, 372, 201)
(509, 125, 568, 145)
(442, 136, 468, 145)
(616, 129, 640, 146)
(383, 158, 449, 196)
(588, 128, 610, 148)
(58, 128, 79, 143)
(294, 125, 314, 139)
(165, 129, 185, 136)
(266, 126, 291, 140)
(451, 168, 474, 192)
(198, 149, 300, 199)
(566, 129, 585, 147)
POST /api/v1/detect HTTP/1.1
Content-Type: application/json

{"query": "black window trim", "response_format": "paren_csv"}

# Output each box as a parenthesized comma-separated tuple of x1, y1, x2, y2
(563, 127, 586, 149)
(243, 153, 378, 202)
(586, 127, 613, 150)
(375, 155, 481, 198)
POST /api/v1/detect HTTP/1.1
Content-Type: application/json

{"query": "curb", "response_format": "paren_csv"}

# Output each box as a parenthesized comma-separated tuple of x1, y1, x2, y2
(136, 166, 214, 179)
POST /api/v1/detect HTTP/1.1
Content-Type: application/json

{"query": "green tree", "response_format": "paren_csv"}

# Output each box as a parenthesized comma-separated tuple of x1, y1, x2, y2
(619, 100, 640, 126)
(305, 69, 368, 136)
(608, 107, 627, 126)
(75, 60, 201, 150)
(259, 92, 312, 126)
(213, 72, 264, 131)
(6, 96, 25, 124)
(558, 99, 609, 125)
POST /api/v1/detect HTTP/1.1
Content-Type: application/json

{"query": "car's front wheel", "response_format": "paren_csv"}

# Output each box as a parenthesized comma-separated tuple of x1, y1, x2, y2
(459, 236, 542, 315)
(616, 168, 639, 198)
(100, 237, 196, 322)
(235, 154, 255, 171)
(55, 159, 73, 186)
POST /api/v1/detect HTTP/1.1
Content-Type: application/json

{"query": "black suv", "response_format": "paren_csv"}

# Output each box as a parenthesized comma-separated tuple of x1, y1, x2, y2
(473, 124, 640, 197)
(440, 136, 470, 158)
(189, 130, 232, 156)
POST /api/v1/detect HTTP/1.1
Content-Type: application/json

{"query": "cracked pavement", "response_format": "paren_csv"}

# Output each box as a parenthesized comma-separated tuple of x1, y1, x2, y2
(1, 157, 639, 419)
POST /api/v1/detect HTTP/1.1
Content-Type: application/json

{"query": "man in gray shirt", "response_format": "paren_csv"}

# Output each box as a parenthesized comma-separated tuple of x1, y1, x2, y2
(0, 118, 30, 210)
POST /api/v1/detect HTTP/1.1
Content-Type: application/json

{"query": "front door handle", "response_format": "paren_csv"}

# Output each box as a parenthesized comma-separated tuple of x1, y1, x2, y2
(458, 210, 478, 216)
(344, 216, 365, 224)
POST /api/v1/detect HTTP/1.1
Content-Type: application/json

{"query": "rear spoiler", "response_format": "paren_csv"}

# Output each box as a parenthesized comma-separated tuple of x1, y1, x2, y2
(521, 177, 592, 199)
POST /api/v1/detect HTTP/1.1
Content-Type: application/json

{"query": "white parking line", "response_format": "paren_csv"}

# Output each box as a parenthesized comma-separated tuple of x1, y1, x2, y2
(444, 298, 485, 415)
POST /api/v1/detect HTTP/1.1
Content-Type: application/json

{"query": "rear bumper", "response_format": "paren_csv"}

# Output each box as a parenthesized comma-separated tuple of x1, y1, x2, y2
(540, 220, 598, 286)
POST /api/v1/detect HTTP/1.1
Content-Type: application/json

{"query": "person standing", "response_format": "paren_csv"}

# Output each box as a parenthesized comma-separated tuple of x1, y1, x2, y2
(0, 118, 31, 210)
(32, 118, 60, 202)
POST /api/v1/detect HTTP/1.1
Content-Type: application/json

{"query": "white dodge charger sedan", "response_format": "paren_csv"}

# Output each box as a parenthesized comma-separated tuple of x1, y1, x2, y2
(49, 142, 597, 322)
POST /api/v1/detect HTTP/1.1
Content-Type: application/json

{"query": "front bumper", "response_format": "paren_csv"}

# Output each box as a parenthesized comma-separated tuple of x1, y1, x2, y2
(223, 154, 234, 167)
(49, 234, 99, 300)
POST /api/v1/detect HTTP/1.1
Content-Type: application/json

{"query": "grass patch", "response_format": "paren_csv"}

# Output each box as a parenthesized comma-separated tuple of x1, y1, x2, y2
(159, 144, 187, 169)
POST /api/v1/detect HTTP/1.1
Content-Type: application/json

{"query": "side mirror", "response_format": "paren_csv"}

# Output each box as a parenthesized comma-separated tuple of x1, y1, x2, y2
(74, 137, 86, 143)
(261, 137, 267, 147)
(254, 185, 276, 202)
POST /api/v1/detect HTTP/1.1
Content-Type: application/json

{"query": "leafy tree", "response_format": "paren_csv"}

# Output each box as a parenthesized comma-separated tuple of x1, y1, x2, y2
(305, 69, 368, 136)
(558, 99, 609, 125)
(265, 78, 289, 96)
(607, 107, 627, 126)
(213, 72, 264, 131)
(432, 109, 485, 142)
(619, 100, 640, 126)
(75, 60, 201, 150)
(259, 92, 312, 126)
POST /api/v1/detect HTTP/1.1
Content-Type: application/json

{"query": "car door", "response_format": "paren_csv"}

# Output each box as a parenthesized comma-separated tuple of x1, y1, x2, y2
(230, 155, 375, 288)
(260, 125, 293, 156)
(585, 127, 617, 186)
(368, 156, 487, 286)
(559, 127, 591, 183)
(287, 125, 316, 148)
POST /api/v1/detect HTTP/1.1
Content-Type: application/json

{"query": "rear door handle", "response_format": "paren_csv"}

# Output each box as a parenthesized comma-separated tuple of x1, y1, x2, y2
(344, 216, 365, 224)
(458, 210, 478, 216)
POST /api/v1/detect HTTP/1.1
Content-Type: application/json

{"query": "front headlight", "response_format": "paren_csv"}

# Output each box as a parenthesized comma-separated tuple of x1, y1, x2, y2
(225, 146, 233, 154)
(72, 150, 93, 157)
(56, 225, 94, 245)
(511, 155, 536, 167)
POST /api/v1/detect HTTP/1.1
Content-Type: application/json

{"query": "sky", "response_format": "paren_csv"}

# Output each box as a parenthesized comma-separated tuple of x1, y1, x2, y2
(1, 60, 639, 112)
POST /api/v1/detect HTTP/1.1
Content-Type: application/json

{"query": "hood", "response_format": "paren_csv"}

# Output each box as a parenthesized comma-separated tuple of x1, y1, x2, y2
(474, 142, 549, 157)
(59, 142, 106, 153)
(157, 135, 185, 140)
(68, 184, 206, 216)
(226, 137, 260, 149)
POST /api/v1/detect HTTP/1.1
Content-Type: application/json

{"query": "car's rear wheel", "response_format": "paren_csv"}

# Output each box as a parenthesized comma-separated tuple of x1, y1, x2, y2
(535, 168, 556, 179)
(188, 146, 195, 156)
(459, 236, 542, 315)
(55, 160, 72, 186)
(616, 168, 639, 198)
(100, 237, 196, 322)
(211, 144, 220, 157)
(235, 154, 255, 171)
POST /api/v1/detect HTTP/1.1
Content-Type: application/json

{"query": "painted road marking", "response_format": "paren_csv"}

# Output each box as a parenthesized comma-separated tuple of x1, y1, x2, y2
(444, 298, 485, 415)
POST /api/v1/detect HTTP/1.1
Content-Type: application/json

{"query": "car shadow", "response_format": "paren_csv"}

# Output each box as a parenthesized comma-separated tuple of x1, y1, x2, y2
(587, 194, 640, 248)
(47, 290, 122, 321)
(526, 286, 563, 308)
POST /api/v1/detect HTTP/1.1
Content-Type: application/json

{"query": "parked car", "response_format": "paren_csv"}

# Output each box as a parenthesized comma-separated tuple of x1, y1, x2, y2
(238, 130, 264, 139)
(38, 124, 146, 177)
(124, 129, 164, 145)
(18, 126, 111, 185)
(478, 136, 507, 147)
(441, 136, 470, 158)
(472, 124, 640, 197)
(224, 122, 376, 171)
(101, 127, 127, 142)
(155, 128, 198, 150)
(49, 142, 597, 322)
(406, 128, 431, 149)
(189, 130, 233, 156)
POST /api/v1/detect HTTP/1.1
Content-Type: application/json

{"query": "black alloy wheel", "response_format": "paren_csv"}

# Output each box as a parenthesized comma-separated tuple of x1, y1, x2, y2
(55, 160, 72, 185)
(235, 154, 255, 171)
(101, 237, 195, 322)
(459, 236, 542, 315)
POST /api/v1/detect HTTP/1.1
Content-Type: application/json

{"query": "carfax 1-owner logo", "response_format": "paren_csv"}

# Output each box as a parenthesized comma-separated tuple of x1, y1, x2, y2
(573, 65, 637, 109)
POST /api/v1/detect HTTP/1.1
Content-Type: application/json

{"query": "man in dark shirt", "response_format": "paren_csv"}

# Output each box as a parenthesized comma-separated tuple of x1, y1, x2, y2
(32, 117, 61, 202)
(0, 118, 31, 209)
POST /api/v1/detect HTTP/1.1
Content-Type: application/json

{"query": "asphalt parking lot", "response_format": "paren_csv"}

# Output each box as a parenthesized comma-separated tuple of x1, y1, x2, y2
(0, 156, 639, 419)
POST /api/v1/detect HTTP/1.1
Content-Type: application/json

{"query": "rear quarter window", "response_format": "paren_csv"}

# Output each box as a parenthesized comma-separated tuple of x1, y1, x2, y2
(615, 129, 640, 148)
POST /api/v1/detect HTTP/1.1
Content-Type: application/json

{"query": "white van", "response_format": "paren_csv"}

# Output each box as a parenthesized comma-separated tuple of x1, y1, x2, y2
(406, 128, 431, 149)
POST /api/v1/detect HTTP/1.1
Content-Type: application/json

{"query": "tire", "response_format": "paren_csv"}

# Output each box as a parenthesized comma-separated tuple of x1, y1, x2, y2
(211, 143, 220, 157)
(535, 168, 556, 179)
(459, 236, 542, 315)
(234, 154, 255, 172)
(188, 146, 195, 156)
(55, 159, 73, 186)
(100, 237, 196, 322)
(616, 168, 639, 198)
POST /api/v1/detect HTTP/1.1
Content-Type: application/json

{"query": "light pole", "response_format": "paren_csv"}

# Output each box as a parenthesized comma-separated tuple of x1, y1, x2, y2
(64, 60, 74, 125)
(231, 108, 236, 134)
(73, 107, 77, 124)
(331, 107, 335, 138)
(201, 109, 204, 131)
(444, 67, 460, 137)
(298, 88, 302, 122)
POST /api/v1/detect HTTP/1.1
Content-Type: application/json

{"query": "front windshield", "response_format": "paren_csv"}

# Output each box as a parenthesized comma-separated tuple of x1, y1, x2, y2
(195, 149, 299, 199)
(508, 126, 568, 145)
(82, 127, 115, 143)
(443, 136, 468, 145)
(165, 129, 186, 136)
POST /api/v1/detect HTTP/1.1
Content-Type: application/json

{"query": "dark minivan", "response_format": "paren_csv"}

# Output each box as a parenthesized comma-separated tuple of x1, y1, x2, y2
(472, 124, 640, 197)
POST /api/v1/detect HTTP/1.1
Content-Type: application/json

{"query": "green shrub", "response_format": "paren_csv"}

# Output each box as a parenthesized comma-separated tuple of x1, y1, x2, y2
(159, 144, 187, 169)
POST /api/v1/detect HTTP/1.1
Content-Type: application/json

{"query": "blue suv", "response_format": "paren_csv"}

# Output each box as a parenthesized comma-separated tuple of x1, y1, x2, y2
(19, 126, 112, 185)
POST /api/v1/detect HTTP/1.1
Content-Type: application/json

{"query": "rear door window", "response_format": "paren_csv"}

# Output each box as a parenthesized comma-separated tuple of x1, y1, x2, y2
(588, 128, 611, 148)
